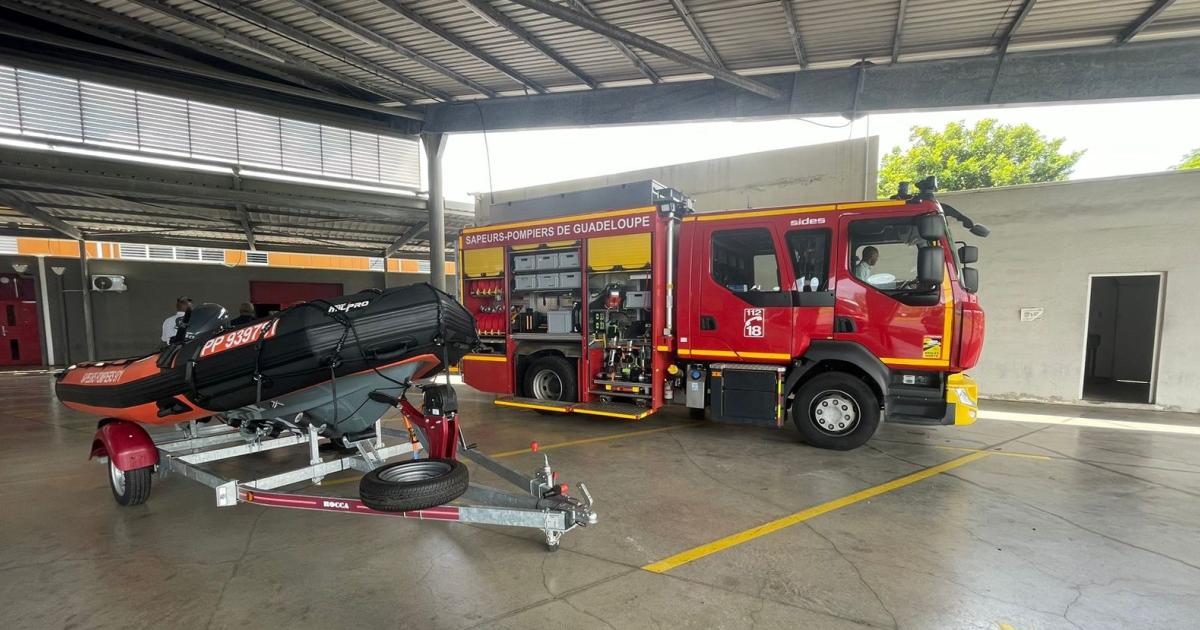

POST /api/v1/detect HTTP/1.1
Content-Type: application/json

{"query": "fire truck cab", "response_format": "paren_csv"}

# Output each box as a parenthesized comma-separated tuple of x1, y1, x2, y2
(458, 178, 987, 450)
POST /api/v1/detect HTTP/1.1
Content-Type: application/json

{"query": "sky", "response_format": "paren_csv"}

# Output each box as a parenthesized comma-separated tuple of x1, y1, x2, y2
(434, 97, 1200, 203)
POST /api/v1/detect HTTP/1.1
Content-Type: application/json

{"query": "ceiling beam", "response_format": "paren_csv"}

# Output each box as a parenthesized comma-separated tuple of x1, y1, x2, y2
(196, 0, 451, 102)
(288, 0, 497, 98)
(239, 209, 256, 250)
(122, 0, 410, 103)
(890, 0, 908, 63)
(986, 0, 1038, 102)
(0, 161, 431, 220)
(0, 23, 424, 121)
(0, 189, 83, 240)
(500, 0, 783, 99)
(778, 0, 807, 69)
(1117, 0, 1177, 44)
(423, 38, 1200, 131)
(566, 0, 660, 83)
(375, 0, 548, 94)
(385, 221, 429, 258)
(26, 0, 334, 96)
(458, 0, 598, 89)
(666, 0, 724, 69)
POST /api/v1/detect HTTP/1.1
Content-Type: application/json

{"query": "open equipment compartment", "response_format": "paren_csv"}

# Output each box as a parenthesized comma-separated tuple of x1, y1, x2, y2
(459, 181, 691, 421)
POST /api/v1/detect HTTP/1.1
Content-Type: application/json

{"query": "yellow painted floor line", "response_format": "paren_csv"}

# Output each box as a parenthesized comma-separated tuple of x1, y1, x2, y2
(489, 422, 703, 459)
(932, 445, 1052, 460)
(642, 451, 993, 574)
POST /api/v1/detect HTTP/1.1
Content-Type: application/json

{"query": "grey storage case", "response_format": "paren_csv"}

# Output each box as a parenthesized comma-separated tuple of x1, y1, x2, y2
(536, 273, 560, 289)
(558, 272, 581, 288)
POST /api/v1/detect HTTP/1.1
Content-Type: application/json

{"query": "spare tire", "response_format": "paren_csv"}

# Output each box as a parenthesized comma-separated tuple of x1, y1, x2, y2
(359, 458, 469, 512)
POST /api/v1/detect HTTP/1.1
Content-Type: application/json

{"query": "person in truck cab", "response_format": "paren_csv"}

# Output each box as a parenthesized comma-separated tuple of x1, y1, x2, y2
(854, 246, 879, 282)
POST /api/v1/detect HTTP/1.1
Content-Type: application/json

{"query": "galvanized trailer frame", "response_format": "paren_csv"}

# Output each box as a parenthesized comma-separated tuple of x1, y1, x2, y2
(137, 387, 597, 550)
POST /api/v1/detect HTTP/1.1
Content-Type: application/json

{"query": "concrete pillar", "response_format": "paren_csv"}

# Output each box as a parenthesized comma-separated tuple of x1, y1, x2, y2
(35, 256, 55, 366)
(422, 132, 447, 291)
(78, 241, 96, 361)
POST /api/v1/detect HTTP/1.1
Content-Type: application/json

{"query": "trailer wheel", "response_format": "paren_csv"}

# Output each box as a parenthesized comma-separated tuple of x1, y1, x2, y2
(359, 459, 469, 512)
(108, 459, 152, 506)
(791, 373, 880, 450)
(523, 356, 577, 407)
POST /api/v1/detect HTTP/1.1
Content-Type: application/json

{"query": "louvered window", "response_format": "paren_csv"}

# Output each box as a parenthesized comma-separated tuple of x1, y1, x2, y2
(0, 64, 419, 188)
(137, 92, 191, 155)
(17, 70, 82, 139)
(0, 67, 18, 132)
(80, 82, 139, 147)
(0, 236, 17, 255)
(119, 243, 149, 259)
(245, 251, 269, 265)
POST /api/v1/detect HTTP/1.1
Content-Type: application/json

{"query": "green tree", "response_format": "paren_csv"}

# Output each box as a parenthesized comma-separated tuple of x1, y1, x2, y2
(1172, 148, 1200, 170)
(877, 119, 1084, 198)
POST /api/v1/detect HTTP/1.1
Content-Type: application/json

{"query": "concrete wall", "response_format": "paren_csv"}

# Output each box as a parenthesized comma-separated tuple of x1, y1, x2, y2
(942, 169, 1200, 411)
(476, 137, 878, 222)
(0, 255, 451, 364)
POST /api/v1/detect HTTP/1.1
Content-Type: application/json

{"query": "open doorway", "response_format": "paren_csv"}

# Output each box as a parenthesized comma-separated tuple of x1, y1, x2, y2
(1082, 274, 1163, 404)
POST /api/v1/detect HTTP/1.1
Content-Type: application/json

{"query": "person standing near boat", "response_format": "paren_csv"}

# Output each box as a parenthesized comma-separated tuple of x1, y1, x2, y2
(161, 296, 192, 345)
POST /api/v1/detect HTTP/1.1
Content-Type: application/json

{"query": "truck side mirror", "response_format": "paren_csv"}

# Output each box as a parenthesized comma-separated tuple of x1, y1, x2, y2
(918, 246, 945, 286)
(961, 267, 980, 294)
(958, 244, 979, 264)
(916, 214, 943, 241)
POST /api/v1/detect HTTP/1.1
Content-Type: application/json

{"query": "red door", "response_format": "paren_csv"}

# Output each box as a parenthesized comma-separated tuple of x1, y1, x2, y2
(835, 213, 951, 368)
(249, 281, 344, 311)
(0, 274, 42, 366)
(684, 223, 794, 362)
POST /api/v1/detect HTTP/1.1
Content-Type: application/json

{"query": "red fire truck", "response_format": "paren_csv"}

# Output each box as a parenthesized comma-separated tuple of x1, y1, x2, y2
(457, 178, 987, 450)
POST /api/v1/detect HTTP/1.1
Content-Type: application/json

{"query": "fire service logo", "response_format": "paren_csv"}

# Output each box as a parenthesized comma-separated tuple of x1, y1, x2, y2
(744, 308, 765, 338)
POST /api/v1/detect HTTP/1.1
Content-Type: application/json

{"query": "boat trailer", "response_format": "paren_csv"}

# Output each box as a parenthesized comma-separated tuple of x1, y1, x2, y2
(91, 383, 597, 551)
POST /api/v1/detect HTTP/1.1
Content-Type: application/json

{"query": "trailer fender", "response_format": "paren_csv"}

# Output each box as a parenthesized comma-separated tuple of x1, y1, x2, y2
(785, 341, 890, 404)
(91, 419, 159, 472)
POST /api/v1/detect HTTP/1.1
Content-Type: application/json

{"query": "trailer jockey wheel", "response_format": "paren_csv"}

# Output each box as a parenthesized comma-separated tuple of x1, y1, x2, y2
(359, 459, 469, 512)
(108, 460, 153, 506)
(791, 372, 880, 451)
(523, 356, 577, 412)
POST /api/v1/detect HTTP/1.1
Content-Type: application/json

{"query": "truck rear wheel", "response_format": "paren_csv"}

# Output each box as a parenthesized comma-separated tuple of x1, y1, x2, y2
(523, 356, 577, 405)
(791, 372, 880, 450)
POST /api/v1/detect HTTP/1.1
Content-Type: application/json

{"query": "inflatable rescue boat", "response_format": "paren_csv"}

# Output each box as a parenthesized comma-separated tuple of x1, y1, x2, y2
(56, 284, 477, 438)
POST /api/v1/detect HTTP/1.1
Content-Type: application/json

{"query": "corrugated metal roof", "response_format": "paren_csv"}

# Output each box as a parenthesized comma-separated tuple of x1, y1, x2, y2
(19, 0, 1191, 103)
(0, 178, 472, 256)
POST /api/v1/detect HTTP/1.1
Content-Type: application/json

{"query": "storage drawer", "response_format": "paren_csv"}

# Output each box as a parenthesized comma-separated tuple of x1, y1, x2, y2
(558, 271, 581, 288)
(558, 250, 580, 268)
(535, 253, 559, 269)
(513, 255, 536, 271)
(514, 275, 537, 290)
(536, 273, 560, 289)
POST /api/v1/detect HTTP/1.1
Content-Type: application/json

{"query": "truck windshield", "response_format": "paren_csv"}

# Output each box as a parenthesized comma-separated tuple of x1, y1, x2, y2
(848, 216, 941, 305)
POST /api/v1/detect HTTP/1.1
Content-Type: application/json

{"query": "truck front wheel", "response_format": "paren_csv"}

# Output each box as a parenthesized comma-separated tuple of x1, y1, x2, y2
(791, 372, 880, 450)
(523, 356, 577, 405)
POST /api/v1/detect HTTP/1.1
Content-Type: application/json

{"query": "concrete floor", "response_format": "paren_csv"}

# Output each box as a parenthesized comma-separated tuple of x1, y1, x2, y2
(3, 374, 1199, 630)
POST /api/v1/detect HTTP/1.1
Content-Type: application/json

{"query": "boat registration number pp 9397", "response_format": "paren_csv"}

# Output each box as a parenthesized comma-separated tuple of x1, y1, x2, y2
(200, 320, 279, 358)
